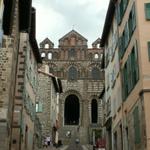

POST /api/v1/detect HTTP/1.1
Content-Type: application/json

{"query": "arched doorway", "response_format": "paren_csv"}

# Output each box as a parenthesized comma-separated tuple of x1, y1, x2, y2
(64, 94, 80, 125)
(91, 99, 98, 123)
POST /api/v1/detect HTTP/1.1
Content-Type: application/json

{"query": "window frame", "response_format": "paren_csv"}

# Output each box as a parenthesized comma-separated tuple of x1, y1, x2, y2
(147, 41, 150, 61)
(36, 102, 43, 113)
(145, 3, 150, 20)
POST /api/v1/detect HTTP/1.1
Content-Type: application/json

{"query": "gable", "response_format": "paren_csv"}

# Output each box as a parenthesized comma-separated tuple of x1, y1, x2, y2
(59, 30, 87, 47)
(40, 38, 54, 49)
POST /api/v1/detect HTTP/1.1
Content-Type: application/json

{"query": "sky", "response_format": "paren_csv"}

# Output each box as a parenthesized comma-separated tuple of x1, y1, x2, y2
(32, 0, 110, 48)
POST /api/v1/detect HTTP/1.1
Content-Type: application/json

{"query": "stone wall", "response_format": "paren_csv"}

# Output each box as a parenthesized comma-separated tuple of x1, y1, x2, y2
(36, 72, 53, 137)
(0, 0, 20, 149)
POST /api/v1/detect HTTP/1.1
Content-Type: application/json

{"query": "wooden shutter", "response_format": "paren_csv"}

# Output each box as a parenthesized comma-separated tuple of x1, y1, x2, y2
(147, 41, 150, 61)
(121, 69, 125, 100)
(122, 63, 128, 100)
(134, 42, 139, 82)
(122, 67, 126, 100)
(116, 3, 121, 25)
(133, 106, 141, 144)
(119, 37, 123, 59)
(132, 3, 136, 31)
(127, 55, 132, 93)
(128, 12, 132, 38)
(145, 3, 150, 20)
(120, 0, 124, 20)
(125, 23, 129, 49)
(123, 0, 128, 12)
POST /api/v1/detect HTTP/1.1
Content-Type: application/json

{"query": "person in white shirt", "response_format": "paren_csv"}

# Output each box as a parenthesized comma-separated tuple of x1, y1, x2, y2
(46, 136, 51, 146)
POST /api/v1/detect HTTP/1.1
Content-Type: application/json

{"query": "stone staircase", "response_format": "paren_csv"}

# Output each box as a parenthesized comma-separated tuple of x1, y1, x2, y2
(59, 126, 88, 145)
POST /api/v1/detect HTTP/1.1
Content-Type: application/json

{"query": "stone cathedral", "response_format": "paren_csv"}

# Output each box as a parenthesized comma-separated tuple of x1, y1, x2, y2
(38, 30, 104, 144)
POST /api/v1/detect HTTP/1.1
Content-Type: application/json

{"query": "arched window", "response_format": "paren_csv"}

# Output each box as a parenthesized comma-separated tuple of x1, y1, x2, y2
(68, 66, 78, 80)
(48, 52, 52, 60)
(49, 67, 54, 74)
(91, 67, 100, 80)
(45, 43, 49, 49)
(94, 53, 99, 59)
(91, 99, 98, 123)
(41, 52, 46, 58)
(68, 48, 76, 59)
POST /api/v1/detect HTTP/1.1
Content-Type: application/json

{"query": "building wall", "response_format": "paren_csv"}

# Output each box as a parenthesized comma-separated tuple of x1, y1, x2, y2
(102, 0, 150, 150)
(0, 0, 20, 149)
(39, 30, 104, 144)
(36, 71, 53, 136)
(11, 32, 39, 150)
(36, 68, 61, 146)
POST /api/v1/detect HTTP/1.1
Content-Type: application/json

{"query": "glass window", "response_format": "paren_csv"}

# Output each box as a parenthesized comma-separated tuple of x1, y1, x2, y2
(45, 43, 49, 49)
(68, 48, 76, 59)
(68, 66, 78, 80)
(94, 53, 99, 59)
(133, 106, 141, 144)
(41, 52, 46, 58)
(145, 3, 150, 20)
(48, 52, 52, 60)
(91, 67, 100, 80)
(36, 102, 43, 112)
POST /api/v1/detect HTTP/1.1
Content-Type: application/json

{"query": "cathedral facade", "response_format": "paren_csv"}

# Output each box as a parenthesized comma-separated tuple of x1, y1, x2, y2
(39, 30, 104, 144)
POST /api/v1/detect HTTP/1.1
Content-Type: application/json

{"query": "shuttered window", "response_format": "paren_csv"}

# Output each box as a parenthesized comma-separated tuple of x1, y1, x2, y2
(131, 44, 139, 85)
(145, 3, 150, 20)
(133, 106, 141, 144)
(127, 55, 132, 93)
(36, 102, 43, 112)
(117, 0, 129, 25)
(148, 42, 150, 61)
(132, 3, 136, 31)
(122, 42, 139, 101)
(124, 23, 129, 49)
(122, 63, 128, 100)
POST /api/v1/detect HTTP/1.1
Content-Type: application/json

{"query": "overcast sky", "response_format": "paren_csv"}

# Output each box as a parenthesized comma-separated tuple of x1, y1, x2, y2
(32, 0, 109, 47)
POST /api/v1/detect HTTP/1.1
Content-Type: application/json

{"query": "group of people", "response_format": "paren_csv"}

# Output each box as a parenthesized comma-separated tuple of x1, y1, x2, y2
(43, 136, 51, 148)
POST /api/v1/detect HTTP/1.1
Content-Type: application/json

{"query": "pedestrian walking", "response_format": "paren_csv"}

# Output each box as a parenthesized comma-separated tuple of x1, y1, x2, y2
(46, 136, 51, 146)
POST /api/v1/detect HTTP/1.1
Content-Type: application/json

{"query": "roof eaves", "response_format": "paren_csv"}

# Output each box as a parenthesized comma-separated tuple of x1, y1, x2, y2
(100, 0, 116, 47)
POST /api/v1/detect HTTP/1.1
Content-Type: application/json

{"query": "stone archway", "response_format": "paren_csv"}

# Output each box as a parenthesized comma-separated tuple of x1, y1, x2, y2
(60, 90, 82, 126)
(64, 94, 80, 125)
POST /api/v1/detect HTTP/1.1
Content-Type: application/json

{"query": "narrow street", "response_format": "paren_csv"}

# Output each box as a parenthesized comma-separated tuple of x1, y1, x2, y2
(39, 144, 92, 150)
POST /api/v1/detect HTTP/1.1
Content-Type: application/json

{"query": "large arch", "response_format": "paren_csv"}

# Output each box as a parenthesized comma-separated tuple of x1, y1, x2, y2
(64, 94, 80, 125)
(60, 90, 83, 126)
